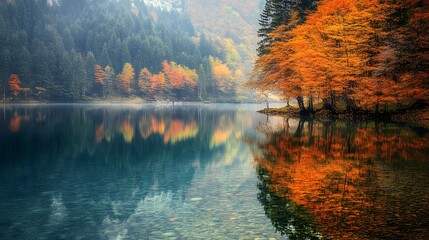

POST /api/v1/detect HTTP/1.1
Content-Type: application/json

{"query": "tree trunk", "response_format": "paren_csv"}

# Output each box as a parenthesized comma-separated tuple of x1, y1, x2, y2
(307, 119, 314, 145)
(295, 119, 305, 137)
(343, 95, 357, 112)
(307, 96, 314, 112)
(322, 97, 337, 112)
(296, 96, 306, 112)
(322, 98, 332, 110)
(375, 102, 379, 114)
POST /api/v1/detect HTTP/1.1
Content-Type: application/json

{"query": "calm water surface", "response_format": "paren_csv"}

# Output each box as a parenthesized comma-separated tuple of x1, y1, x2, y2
(0, 104, 428, 240)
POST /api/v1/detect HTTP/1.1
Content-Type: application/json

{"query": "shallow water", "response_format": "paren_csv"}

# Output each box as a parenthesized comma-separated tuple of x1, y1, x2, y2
(0, 104, 428, 239)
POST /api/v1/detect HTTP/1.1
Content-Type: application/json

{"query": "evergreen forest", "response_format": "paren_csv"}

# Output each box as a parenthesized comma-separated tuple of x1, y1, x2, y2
(0, 0, 247, 102)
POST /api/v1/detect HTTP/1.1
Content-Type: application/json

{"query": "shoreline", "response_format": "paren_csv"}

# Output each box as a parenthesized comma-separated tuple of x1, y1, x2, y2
(257, 106, 429, 127)
(0, 98, 253, 105)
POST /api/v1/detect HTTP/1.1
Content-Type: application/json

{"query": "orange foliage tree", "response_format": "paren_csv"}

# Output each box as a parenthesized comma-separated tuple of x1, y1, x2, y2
(8, 74, 30, 97)
(252, 0, 427, 113)
(94, 64, 107, 97)
(163, 60, 184, 89)
(94, 65, 105, 85)
(138, 61, 198, 101)
(149, 72, 167, 99)
(251, 14, 307, 111)
(162, 60, 198, 100)
(289, 0, 391, 112)
(384, 0, 429, 105)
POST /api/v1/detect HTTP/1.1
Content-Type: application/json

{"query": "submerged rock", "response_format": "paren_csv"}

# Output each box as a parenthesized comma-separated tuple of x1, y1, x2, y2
(190, 197, 203, 201)
(162, 232, 175, 237)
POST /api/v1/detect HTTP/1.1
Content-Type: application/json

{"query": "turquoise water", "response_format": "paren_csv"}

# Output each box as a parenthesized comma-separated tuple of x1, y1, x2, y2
(0, 104, 428, 240)
(0, 104, 282, 239)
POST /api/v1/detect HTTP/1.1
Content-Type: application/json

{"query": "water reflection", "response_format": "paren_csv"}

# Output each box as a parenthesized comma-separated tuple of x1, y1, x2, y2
(0, 104, 282, 239)
(92, 110, 200, 144)
(0, 105, 247, 193)
(247, 117, 429, 239)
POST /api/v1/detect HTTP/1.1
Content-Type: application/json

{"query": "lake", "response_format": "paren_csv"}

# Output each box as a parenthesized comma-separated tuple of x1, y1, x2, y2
(0, 104, 428, 240)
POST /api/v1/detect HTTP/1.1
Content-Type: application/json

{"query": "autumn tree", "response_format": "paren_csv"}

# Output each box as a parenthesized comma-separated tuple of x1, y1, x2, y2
(252, 14, 307, 111)
(380, 0, 429, 106)
(149, 73, 167, 100)
(209, 56, 234, 97)
(94, 64, 106, 97)
(137, 68, 152, 97)
(252, 0, 402, 113)
(161, 60, 199, 101)
(0, 0, 223, 101)
(163, 61, 184, 90)
(308, 0, 390, 112)
(172, 61, 198, 100)
(8, 74, 30, 97)
(116, 63, 135, 95)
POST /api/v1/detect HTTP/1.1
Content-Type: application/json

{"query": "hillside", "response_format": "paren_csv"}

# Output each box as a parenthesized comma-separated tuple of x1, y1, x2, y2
(184, 0, 262, 100)
(184, 0, 261, 48)
(0, 0, 257, 102)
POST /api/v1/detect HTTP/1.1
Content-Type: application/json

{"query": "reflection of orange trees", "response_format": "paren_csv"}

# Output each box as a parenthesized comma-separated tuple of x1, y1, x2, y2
(95, 124, 105, 143)
(210, 127, 233, 148)
(10, 114, 23, 133)
(9, 112, 31, 133)
(95, 115, 136, 143)
(95, 123, 113, 143)
(258, 155, 377, 240)
(353, 128, 428, 163)
(95, 114, 199, 145)
(139, 116, 198, 144)
(120, 119, 135, 143)
(139, 116, 166, 139)
(163, 120, 198, 144)
(210, 115, 234, 148)
(251, 120, 429, 239)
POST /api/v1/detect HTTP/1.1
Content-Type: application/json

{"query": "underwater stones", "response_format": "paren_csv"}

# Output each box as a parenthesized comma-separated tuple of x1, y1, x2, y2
(162, 232, 175, 237)
(190, 197, 203, 201)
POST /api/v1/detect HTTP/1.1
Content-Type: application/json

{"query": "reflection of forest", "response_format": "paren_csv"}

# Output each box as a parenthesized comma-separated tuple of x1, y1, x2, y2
(247, 117, 429, 240)
(0, 105, 253, 189)
(0, 105, 254, 239)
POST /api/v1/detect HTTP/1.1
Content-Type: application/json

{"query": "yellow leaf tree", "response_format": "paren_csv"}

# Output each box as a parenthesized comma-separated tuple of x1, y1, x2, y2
(137, 68, 152, 96)
(116, 63, 135, 94)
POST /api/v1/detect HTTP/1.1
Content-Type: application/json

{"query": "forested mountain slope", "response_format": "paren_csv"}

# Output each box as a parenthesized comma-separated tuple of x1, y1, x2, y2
(184, 0, 260, 48)
(0, 0, 257, 102)
(184, 0, 262, 101)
